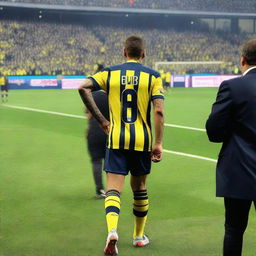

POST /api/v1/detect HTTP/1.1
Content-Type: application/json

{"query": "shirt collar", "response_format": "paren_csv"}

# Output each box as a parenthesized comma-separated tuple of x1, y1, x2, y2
(243, 66, 256, 76)
(126, 60, 139, 63)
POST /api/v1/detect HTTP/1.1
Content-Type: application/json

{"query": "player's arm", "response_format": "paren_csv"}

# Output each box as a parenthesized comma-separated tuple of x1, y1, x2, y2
(151, 75, 164, 162)
(152, 98, 164, 162)
(78, 79, 110, 134)
(84, 107, 92, 119)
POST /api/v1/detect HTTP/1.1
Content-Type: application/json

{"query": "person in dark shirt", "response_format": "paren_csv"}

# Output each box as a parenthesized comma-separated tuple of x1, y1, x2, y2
(0, 75, 8, 103)
(86, 90, 109, 199)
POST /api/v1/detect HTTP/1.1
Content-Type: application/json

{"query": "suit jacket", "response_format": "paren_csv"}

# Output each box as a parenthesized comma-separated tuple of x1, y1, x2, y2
(206, 67, 256, 200)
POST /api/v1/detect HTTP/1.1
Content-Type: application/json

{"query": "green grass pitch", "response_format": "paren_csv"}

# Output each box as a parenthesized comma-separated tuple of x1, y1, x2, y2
(0, 88, 255, 256)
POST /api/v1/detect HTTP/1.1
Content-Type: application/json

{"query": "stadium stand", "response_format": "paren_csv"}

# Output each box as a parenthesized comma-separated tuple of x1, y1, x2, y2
(1, 0, 256, 13)
(0, 19, 249, 76)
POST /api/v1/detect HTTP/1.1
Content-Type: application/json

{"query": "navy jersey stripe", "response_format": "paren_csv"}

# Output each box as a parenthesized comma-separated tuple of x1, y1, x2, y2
(146, 102, 151, 130)
(119, 68, 126, 149)
(143, 121, 149, 151)
(106, 70, 111, 94)
(147, 74, 152, 130)
(109, 108, 114, 148)
(148, 74, 152, 93)
(129, 69, 141, 150)
(129, 124, 135, 150)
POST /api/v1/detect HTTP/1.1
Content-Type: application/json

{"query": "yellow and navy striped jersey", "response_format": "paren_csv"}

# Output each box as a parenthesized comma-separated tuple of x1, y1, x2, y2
(0, 76, 6, 86)
(89, 60, 164, 152)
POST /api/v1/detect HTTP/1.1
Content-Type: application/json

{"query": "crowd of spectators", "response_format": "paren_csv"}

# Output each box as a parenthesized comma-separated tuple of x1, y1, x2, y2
(0, 19, 250, 76)
(2, 0, 256, 13)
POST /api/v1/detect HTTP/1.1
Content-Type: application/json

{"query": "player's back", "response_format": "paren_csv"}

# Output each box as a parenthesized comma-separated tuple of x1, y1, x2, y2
(90, 60, 164, 152)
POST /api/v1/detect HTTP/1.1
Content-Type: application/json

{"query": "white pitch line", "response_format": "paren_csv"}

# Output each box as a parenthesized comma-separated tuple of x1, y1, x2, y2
(3, 104, 215, 163)
(164, 123, 206, 132)
(3, 104, 86, 119)
(163, 149, 217, 163)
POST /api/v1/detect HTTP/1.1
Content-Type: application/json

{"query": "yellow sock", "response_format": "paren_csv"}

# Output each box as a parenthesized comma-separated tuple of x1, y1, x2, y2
(105, 190, 121, 233)
(133, 189, 149, 238)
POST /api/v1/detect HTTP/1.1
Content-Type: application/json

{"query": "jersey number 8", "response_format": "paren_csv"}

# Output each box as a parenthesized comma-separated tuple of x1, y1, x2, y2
(121, 89, 138, 123)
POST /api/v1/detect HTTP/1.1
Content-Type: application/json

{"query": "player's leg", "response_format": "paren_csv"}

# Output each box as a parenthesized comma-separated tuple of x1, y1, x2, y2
(87, 134, 106, 198)
(2, 90, 6, 102)
(5, 90, 8, 102)
(164, 82, 169, 91)
(92, 158, 105, 198)
(104, 149, 128, 255)
(223, 197, 252, 256)
(104, 173, 125, 255)
(130, 174, 150, 246)
(1, 91, 4, 103)
(129, 151, 151, 247)
(105, 173, 125, 232)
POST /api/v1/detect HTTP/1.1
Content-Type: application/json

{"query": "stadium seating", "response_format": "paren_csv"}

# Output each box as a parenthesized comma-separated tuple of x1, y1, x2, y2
(0, 20, 249, 76)
(1, 0, 256, 13)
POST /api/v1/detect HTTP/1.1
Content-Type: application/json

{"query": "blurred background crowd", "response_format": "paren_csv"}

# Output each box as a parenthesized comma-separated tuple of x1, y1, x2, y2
(2, 0, 256, 13)
(0, 19, 248, 76)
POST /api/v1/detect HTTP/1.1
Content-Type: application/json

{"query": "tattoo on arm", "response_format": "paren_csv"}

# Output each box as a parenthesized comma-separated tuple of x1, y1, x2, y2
(78, 79, 107, 124)
(153, 98, 164, 117)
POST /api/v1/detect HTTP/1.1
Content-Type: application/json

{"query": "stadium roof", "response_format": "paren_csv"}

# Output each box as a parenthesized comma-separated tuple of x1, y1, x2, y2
(0, 1, 256, 18)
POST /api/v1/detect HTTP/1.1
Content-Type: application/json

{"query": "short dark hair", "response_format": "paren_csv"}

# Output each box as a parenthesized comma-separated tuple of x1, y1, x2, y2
(125, 36, 144, 59)
(241, 39, 256, 65)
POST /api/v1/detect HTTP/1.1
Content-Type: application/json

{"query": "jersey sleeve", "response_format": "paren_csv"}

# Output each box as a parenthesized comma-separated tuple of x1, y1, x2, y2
(88, 69, 109, 91)
(151, 76, 164, 100)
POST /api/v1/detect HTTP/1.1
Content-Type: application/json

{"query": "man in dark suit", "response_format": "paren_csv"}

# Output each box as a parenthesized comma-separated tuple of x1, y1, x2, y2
(206, 38, 256, 256)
